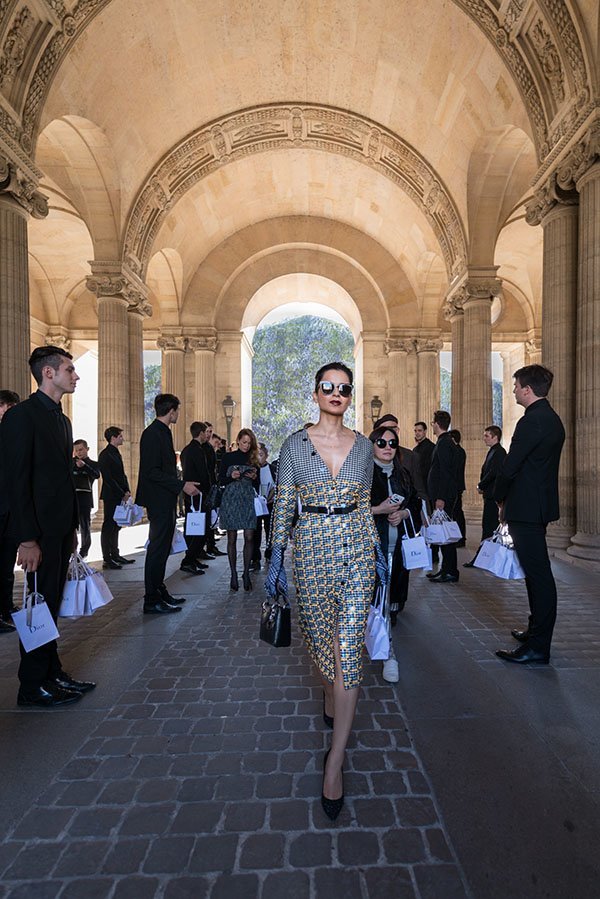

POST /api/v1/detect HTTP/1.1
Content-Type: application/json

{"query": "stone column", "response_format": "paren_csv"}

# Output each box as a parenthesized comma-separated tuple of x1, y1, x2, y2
(527, 181, 578, 548)
(385, 335, 416, 444)
(415, 337, 442, 426)
(128, 297, 152, 488)
(0, 155, 48, 398)
(566, 154, 600, 562)
(443, 296, 465, 428)
(525, 332, 542, 365)
(189, 333, 218, 424)
(157, 335, 187, 452)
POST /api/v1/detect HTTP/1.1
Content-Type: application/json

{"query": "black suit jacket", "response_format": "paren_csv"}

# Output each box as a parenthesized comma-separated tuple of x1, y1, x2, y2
(413, 437, 435, 484)
(494, 398, 565, 524)
(456, 445, 466, 493)
(98, 444, 130, 503)
(427, 431, 460, 506)
(135, 419, 182, 510)
(0, 392, 78, 543)
(478, 443, 507, 500)
(202, 441, 217, 486)
(181, 439, 212, 495)
(398, 445, 427, 500)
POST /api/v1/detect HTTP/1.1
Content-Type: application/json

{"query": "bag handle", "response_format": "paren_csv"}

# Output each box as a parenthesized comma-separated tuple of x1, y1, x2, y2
(402, 509, 418, 539)
(190, 493, 201, 513)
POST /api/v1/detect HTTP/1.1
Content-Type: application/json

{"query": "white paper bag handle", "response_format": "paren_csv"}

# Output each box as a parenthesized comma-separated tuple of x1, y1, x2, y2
(23, 572, 42, 627)
(402, 509, 418, 539)
(190, 493, 202, 513)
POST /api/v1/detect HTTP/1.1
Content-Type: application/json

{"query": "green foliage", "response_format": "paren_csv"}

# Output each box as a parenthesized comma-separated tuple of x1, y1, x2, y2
(144, 363, 161, 426)
(252, 316, 355, 455)
(440, 364, 503, 427)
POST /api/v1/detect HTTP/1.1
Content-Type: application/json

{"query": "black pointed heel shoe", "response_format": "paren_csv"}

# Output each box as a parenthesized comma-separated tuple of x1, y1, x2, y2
(323, 696, 334, 729)
(321, 749, 344, 821)
(243, 573, 253, 592)
(230, 573, 239, 591)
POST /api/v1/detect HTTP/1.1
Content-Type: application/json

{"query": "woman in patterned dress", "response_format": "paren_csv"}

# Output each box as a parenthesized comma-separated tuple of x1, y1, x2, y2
(266, 362, 387, 820)
(219, 429, 259, 592)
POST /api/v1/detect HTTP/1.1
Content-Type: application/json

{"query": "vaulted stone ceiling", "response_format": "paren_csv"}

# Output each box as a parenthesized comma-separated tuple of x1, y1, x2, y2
(1, 0, 595, 334)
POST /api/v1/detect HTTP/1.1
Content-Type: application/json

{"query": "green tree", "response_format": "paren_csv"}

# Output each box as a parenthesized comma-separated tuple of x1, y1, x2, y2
(144, 363, 162, 426)
(252, 316, 355, 454)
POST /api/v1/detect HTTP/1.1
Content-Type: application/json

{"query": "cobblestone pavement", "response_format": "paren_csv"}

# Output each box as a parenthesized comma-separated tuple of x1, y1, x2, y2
(1, 531, 599, 898)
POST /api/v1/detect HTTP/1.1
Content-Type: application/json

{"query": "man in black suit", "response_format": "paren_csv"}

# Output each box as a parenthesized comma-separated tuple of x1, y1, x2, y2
(427, 410, 461, 583)
(72, 439, 100, 558)
(465, 425, 507, 568)
(136, 394, 200, 614)
(201, 422, 226, 558)
(98, 426, 133, 570)
(413, 421, 436, 487)
(494, 365, 565, 664)
(180, 421, 212, 575)
(448, 429, 467, 547)
(0, 389, 20, 634)
(0, 346, 95, 707)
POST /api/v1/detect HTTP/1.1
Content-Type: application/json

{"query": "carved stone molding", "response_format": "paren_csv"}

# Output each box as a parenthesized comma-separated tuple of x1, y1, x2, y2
(556, 119, 600, 190)
(123, 103, 468, 281)
(442, 294, 466, 321)
(525, 337, 540, 356)
(157, 335, 187, 353)
(86, 260, 152, 316)
(187, 335, 218, 353)
(525, 171, 578, 226)
(415, 338, 444, 354)
(0, 152, 48, 217)
(45, 330, 70, 352)
(385, 337, 417, 355)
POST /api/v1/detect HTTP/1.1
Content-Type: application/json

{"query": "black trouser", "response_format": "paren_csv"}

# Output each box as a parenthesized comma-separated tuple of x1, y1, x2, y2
(144, 506, 176, 599)
(0, 512, 18, 618)
(19, 530, 74, 691)
(454, 493, 466, 541)
(481, 498, 500, 540)
(101, 499, 121, 562)
(76, 492, 93, 558)
(507, 520, 557, 655)
(439, 498, 458, 578)
(252, 512, 271, 562)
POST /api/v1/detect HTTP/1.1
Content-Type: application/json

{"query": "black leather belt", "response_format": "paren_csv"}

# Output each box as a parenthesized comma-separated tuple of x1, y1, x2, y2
(303, 503, 357, 515)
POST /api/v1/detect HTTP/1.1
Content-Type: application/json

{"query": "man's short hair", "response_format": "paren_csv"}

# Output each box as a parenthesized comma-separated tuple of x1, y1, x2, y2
(259, 443, 268, 455)
(204, 421, 213, 428)
(211, 433, 221, 441)
(73, 439, 88, 448)
(414, 421, 427, 430)
(104, 426, 122, 442)
(373, 413, 398, 430)
(0, 390, 20, 406)
(29, 345, 73, 385)
(155, 393, 180, 416)
(433, 410, 451, 431)
(190, 421, 207, 438)
(485, 425, 502, 441)
(513, 364, 554, 398)
(448, 429, 461, 444)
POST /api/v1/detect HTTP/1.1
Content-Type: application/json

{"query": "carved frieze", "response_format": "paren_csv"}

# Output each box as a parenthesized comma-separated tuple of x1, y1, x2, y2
(187, 335, 218, 353)
(0, 151, 48, 216)
(530, 19, 564, 104)
(525, 171, 578, 226)
(0, 5, 34, 90)
(415, 338, 444, 354)
(385, 337, 417, 355)
(157, 335, 187, 353)
(123, 103, 467, 282)
(556, 120, 600, 190)
(442, 293, 466, 321)
(45, 330, 71, 351)
(86, 261, 151, 316)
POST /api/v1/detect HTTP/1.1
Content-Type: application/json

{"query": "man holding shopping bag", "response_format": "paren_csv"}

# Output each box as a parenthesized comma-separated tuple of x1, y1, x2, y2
(0, 347, 96, 707)
(494, 365, 565, 665)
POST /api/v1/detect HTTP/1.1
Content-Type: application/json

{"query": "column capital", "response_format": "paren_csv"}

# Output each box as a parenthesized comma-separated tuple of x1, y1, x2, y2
(187, 335, 218, 353)
(415, 337, 443, 354)
(384, 336, 416, 355)
(442, 293, 465, 321)
(0, 153, 48, 218)
(446, 266, 502, 307)
(87, 261, 152, 315)
(525, 172, 579, 226)
(556, 118, 600, 191)
(45, 329, 71, 353)
(157, 335, 187, 353)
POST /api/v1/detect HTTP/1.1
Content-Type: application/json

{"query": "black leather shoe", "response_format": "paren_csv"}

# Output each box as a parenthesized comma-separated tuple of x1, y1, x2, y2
(243, 573, 253, 592)
(180, 562, 205, 575)
(17, 685, 82, 707)
(426, 570, 440, 579)
(0, 619, 16, 633)
(103, 560, 122, 570)
(230, 573, 239, 591)
(114, 555, 135, 565)
(435, 573, 459, 583)
(321, 750, 344, 820)
(198, 550, 215, 561)
(143, 599, 182, 614)
(511, 629, 530, 643)
(194, 561, 209, 569)
(495, 646, 550, 664)
(161, 594, 186, 605)
(209, 548, 227, 556)
(50, 673, 96, 693)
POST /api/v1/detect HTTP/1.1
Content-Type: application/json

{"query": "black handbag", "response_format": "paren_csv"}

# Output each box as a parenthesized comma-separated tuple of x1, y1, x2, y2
(260, 590, 291, 647)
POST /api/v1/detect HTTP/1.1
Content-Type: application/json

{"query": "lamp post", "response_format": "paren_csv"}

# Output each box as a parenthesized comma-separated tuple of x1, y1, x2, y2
(370, 395, 383, 425)
(222, 394, 236, 446)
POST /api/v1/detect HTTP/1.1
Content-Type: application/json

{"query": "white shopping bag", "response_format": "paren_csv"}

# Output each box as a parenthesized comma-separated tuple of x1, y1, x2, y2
(474, 525, 525, 580)
(365, 585, 390, 660)
(186, 495, 206, 535)
(254, 494, 269, 517)
(85, 570, 113, 611)
(113, 499, 143, 527)
(59, 554, 89, 617)
(171, 527, 188, 554)
(473, 538, 503, 572)
(442, 519, 463, 542)
(12, 574, 60, 652)
(400, 511, 431, 570)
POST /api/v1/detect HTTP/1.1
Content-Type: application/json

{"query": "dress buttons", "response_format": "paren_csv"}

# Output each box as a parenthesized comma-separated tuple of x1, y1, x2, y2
(343, 562, 348, 567)
(340, 581, 345, 586)
(311, 451, 316, 456)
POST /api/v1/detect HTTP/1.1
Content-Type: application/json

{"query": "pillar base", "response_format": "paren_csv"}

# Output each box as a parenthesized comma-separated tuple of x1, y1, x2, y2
(546, 522, 575, 551)
(566, 532, 600, 564)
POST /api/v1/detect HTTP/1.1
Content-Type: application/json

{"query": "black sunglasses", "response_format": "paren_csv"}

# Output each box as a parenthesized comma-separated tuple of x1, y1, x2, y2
(375, 438, 399, 449)
(318, 381, 353, 398)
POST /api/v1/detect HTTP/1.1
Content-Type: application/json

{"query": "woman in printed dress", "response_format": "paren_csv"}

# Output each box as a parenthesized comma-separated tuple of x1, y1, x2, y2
(218, 428, 259, 592)
(266, 362, 387, 820)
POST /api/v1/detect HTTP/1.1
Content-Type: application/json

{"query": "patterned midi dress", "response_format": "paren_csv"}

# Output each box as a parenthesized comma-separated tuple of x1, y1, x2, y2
(270, 429, 379, 689)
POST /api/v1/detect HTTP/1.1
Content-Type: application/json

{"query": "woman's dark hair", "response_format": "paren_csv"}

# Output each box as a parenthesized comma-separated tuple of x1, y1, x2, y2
(314, 362, 353, 392)
(369, 426, 399, 447)
(236, 428, 260, 466)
